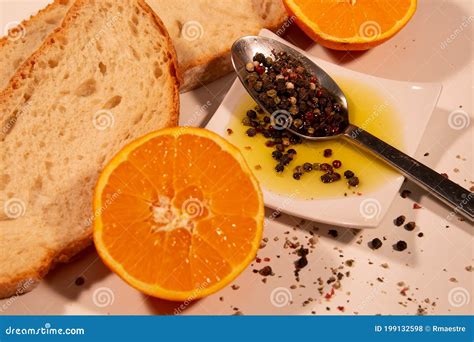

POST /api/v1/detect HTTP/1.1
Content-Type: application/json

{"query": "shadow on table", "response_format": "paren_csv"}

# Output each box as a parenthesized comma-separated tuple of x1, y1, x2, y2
(44, 246, 111, 302)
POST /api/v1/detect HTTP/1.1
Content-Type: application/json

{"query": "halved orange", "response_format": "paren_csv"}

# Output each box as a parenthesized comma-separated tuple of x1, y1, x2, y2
(284, 0, 417, 50)
(93, 127, 264, 301)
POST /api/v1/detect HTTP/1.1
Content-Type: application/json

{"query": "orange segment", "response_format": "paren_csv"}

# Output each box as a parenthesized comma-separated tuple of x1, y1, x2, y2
(284, 0, 417, 50)
(93, 128, 264, 301)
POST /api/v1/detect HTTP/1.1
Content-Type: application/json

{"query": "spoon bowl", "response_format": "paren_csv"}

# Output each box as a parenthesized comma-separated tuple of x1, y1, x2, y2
(231, 35, 348, 141)
(231, 35, 473, 221)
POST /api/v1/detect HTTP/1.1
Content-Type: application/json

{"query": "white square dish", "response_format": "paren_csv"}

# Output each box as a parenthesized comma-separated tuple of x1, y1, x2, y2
(206, 30, 442, 228)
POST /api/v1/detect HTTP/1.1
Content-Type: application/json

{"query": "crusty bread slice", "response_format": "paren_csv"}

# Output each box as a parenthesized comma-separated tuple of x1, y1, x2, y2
(146, 0, 287, 91)
(0, 0, 287, 92)
(0, 0, 74, 90)
(0, 0, 179, 298)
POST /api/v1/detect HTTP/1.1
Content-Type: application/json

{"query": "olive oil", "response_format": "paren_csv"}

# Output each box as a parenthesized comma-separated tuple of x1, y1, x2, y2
(226, 77, 404, 200)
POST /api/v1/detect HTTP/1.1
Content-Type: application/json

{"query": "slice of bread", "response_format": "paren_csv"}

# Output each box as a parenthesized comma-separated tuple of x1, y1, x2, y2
(0, 0, 287, 92)
(146, 0, 287, 91)
(0, 0, 74, 90)
(0, 0, 179, 298)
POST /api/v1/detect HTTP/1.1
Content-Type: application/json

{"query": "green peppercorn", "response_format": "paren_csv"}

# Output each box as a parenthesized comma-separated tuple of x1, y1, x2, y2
(348, 176, 359, 187)
(303, 163, 313, 172)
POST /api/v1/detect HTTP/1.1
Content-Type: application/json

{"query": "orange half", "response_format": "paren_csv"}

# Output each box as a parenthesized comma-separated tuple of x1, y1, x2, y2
(284, 0, 417, 50)
(93, 127, 264, 301)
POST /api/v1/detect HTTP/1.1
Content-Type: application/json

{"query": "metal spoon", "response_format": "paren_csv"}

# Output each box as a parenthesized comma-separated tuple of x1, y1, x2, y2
(231, 35, 473, 222)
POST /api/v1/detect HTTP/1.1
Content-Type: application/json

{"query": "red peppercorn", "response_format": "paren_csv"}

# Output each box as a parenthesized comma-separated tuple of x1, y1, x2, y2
(323, 148, 332, 158)
(305, 112, 314, 121)
(332, 160, 342, 168)
(316, 90, 323, 97)
(255, 65, 265, 75)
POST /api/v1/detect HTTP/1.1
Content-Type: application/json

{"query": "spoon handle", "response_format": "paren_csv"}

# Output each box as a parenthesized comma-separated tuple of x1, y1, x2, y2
(344, 124, 473, 222)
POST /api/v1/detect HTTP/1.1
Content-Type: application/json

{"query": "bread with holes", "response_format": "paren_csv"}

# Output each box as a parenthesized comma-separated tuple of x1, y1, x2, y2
(0, 0, 179, 298)
(146, 0, 288, 91)
(0, 0, 74, 90)
(0, 0, 287, 92)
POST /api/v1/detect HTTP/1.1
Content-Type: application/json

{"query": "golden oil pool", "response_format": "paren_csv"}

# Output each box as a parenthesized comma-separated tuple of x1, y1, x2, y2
(225, 77, 404, 200)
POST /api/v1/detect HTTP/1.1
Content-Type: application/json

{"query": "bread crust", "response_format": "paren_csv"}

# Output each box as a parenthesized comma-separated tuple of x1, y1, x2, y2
(1, 1, 287, 94)
(179, 10, 288, 92)
(0, 0, 70, 50)
(0, 0, 180, 299)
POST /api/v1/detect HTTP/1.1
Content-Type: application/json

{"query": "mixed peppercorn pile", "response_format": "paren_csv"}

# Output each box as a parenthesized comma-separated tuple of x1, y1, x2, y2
(241, 51, 359, 186)
(244, 50, 348, 137)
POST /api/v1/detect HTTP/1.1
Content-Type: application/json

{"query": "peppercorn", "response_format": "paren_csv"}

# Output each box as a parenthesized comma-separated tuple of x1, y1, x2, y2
(344, 170, 354, 179)
(253, 52, 266, 64)
(272, 150, 283, 160)
(275, 144, 284, 152)
(370, 238, 382, 249)
(287, 148, 297, 156)
(321, 173, 333, 183)
(246, 128, 257, 137)
(332, 160, 342, 169)
(275, 164, 284, 172)
(246, 109, 257, 119)
(404, 222, 416, 231)
(394, 215, 406, 226)
(348, 176, 359, 187)
(394, 240, 407, 251)
(258, 265, 273, 276)
(320, 163, 332, 172)
(303, 163, 313, 172)
(280, 154, 292, 166)
(293, 172, 302, 180)
(323, 149, 332, 157)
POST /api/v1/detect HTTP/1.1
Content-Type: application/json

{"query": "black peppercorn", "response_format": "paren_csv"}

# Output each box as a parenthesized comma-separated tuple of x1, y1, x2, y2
(394, 240, 407, 251)
(344, 170, 354, 179)
(394, 215, 406, 226)
(404, 222, 416, 231)
(370, 238, 382, 249)
(348, 176, 359, 187)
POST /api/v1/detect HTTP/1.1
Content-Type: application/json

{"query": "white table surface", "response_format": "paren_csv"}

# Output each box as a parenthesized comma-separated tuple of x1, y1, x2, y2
(0, 0, 472, 315)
